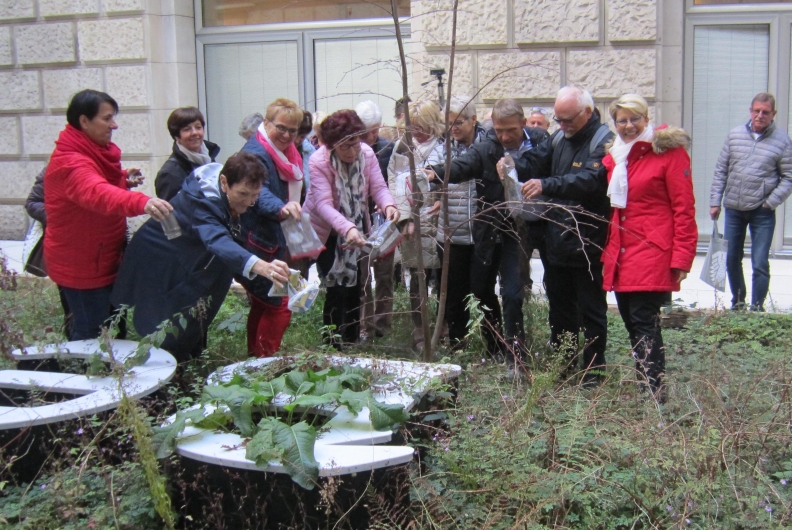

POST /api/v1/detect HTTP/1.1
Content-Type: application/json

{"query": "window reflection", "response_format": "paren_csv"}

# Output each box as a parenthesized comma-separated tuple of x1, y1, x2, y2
(203, 0, 410, 27)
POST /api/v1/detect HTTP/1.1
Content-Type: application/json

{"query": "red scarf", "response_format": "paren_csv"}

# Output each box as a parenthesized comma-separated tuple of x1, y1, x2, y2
(54, 124, 124, 185)
(256, 130, 303, 182)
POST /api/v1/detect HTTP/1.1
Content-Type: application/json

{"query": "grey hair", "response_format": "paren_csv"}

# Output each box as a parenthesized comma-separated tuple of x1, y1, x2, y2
(491, 98, 525, 121)
(446, 94, 476, 119)
(557, 86, 594, 112)
(238, 113, 264, 139)
(354, 100, 382, 128)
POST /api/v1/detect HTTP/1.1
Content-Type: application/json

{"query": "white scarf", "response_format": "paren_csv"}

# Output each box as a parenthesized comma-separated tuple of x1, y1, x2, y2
(607, 123, 654, 209)
(177, 141, 212, 166)
(257, 123, 303, 203)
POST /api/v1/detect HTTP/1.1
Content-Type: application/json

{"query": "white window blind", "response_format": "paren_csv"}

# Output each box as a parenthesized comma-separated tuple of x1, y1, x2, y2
(691, 24, 769, 235)
(204, 41, 300, 163)
(313, 37, 403, 123)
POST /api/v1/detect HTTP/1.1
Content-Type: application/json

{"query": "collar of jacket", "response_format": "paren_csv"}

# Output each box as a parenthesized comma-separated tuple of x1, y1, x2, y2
(450, 122, 488, 150)
(171, 139, 220, 164)
(566, 112, 605, 145)
(745, 119, 776, 139)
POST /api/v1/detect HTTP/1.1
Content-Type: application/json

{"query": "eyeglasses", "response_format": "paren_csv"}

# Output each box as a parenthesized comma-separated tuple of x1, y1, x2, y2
(530, 107, 549, 115)
(334, 141, 361, 154)
(615, 115, 646, 127)
(450, 116, 470, 128)
(751, 108, 774, 117)
(553, 108, 583, 125)
(272, 123, 299, 137)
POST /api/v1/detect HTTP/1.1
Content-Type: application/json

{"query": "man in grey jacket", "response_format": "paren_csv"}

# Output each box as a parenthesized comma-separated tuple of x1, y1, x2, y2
(710, 92, 792, 311)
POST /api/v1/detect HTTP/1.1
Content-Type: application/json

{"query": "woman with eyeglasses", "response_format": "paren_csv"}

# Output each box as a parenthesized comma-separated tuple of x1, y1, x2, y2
(112, 152, 290, 363)
(601, 93, 697, 401)
(388, 100, 446, 352)
(239, 98, 305, 358)
(303, 109, 399, 349)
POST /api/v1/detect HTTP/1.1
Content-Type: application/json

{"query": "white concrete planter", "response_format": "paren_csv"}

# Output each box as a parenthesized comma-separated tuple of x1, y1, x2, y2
(0, 339, 177, 430)
(171, 356, 461, 477)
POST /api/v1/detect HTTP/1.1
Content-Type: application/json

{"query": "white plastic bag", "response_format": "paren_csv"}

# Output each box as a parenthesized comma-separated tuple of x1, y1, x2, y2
(281, 212, 325, 260)
(267, 268, 319, 313)
(700, 223, 728, 292)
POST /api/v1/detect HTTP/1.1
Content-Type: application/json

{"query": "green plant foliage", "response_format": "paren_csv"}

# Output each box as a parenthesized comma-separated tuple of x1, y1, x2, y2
(0, 463, 161, 529)
(151, 360, 408, 489)
(246, 418, 319, 490)
(338, 389, 410, 430)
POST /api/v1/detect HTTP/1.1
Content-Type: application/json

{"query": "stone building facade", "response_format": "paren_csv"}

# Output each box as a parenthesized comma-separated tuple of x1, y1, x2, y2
(411, 0, 681, 133)
(0, 0, 197, 239)
(1, 0, 791, 246)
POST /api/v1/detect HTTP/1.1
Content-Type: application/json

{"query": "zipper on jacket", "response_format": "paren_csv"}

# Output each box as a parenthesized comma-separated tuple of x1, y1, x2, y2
(204, 255, 215, 270)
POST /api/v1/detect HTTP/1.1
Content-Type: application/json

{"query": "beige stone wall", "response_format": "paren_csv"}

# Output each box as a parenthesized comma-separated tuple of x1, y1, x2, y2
(410, 0, 683, 132)
(0, 0, 198, 239)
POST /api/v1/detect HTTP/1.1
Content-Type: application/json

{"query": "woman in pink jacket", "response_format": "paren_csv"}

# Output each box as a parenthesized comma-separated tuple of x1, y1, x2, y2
(601, 94, 697, 401)
(303, 110, 399, 348)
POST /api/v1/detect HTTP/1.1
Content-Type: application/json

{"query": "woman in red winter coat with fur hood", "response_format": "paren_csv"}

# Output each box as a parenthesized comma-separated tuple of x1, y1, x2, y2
(601, 94, 697, 401)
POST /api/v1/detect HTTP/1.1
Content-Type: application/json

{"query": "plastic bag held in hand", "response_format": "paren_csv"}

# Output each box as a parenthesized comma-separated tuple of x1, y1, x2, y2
(267, 268, 319, 313)
(363, 213, 403, 261)
(281, 212, 325, 260)
(501, 154, 523, 219)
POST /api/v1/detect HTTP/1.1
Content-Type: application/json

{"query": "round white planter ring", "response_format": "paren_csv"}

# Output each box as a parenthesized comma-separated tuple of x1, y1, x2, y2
(171, 356, 462, 477)
(0, 339, 177, 430)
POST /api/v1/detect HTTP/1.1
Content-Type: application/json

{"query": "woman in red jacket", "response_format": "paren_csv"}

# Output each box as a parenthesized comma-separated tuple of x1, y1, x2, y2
(601, 94, 697, 401)
(44, 89, 172, 341)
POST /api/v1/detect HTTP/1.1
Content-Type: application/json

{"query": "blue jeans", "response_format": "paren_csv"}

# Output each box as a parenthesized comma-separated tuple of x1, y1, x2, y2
(59, 285, 115, 341)
(724, 206, 775, 310)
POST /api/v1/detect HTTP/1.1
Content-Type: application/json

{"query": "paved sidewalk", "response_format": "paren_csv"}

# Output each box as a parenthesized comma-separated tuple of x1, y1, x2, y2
(527, 254, 792, 312)
(3, 239, 792, 312)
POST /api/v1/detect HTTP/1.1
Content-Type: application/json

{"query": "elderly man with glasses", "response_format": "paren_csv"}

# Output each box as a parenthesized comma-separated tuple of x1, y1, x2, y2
(509, 86, 614, 387)
(527, 107, 551, 130)
(710, 92, 792, 312)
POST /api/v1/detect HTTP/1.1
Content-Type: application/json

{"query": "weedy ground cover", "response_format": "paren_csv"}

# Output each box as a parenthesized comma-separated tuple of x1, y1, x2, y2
(1, 255, 791, 529)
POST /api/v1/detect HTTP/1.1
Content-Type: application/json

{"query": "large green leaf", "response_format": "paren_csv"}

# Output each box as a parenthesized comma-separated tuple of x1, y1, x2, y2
(283, 393, 340, 412)
(245, 420, 281, 465)
(202, 385, 260, 437)
(338, 389, 409, 430)
(248, 418, 319, 490)
(152, 407, 207, 459)
(283, 370, 310, 395)
(312, 378, 343, 396)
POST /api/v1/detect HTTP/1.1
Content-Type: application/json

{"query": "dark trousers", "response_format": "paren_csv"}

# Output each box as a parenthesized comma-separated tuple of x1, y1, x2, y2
(724, 206, 775, 310)
(544, 264, 608, 372)
(499, 228, 525, 348)
(443, 244, 475, 348)
(59, 285, 115, 341)
(317, 237, 363, 345)
(471, 244, 504, 356)
(408, 267, 439, 344)
(615, 291, 671, 390)
(360, 251, 395, 336)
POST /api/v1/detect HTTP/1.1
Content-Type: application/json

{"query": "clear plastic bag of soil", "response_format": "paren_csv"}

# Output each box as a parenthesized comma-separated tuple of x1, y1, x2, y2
(363, 212, 403, 261)
(281, 213, 325, 260)
(501, 153, 523, 218)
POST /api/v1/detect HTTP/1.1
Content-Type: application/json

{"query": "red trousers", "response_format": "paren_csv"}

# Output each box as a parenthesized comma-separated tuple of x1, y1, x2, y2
(247, 295, 291, 358)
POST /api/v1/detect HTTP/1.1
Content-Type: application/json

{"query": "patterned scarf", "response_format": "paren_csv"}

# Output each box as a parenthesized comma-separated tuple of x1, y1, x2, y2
(326, 150, 366, 287)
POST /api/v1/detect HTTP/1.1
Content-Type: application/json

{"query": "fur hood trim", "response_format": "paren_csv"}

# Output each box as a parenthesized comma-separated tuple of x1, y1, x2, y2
(605, 125, 690, 155)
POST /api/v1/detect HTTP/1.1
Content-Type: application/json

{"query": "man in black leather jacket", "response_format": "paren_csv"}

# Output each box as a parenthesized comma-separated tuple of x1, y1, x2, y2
(514, 86, 613, 386)
(430, 99, 548, 358)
